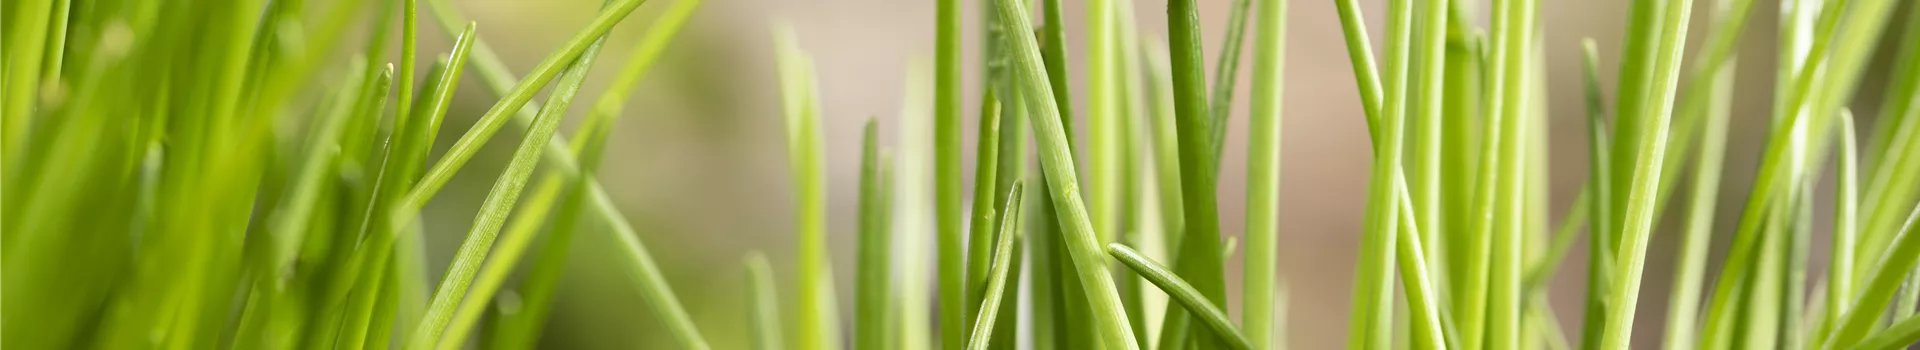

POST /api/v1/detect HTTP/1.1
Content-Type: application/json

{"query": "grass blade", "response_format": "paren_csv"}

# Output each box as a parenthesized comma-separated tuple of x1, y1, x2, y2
(964, 92, 1003, 331)
(398, 0, 653, 210)
(964, 183, 1025, 350)
(774, 26, 840, 350)
(746, 252, 785, 350)
(402, 23, 601, 350)
(1165, 0, 1232, 347)
(935, 0, 965, 343)
(1827, 205, 1920, 348)
(991, 0, 1141, 346)
(857, 119, 896, 350)
(1576, 38, 1616, 350)
(1109, 243, 1253, 350)
(1243, 0, 1285, 345)
(1204, 0, 1253, 177)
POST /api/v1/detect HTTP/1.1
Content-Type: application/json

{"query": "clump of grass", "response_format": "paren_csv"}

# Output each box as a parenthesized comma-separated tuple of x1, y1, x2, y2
(7, 0, 1920, 349)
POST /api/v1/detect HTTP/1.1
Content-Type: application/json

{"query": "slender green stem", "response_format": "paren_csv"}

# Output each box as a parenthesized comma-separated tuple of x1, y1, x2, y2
(857, 119, 896, 350)
(964, 92, 1003, 332)
(1166, 0, 1231, 347)
(1110, 243, 1253, 350)
(399, 0, 653, 211)
(1597, 0, 1691, 346)
(1828, 206, 1920, 349)
(403, 25, 596, 350)
(992, 0, 1140, 346)
(1577, 38, 1616, 350)
(1661, 60, 1737, 350)
(964, 183, 1025, 350)
(934, 0, 964, 345)
(1243, 0, 1286, 345)
(1204, 0, 1253, 177)
(774, 26, 840, 350)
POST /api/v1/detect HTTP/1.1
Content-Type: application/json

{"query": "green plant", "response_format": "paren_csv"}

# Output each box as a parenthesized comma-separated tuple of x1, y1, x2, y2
(7, 0, 1920, 349)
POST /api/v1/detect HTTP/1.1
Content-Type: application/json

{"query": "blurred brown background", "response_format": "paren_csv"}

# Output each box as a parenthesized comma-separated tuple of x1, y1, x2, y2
(397, 0, 1913, 348)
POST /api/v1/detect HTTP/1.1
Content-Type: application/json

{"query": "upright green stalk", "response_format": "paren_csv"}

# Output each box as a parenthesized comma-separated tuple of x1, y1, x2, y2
(1660, 61, 1737, 350)
(1408, 0, 1449, 290)
(1244, 0, 1286, 346)
(1165, 0, 1231, 346)
(1577, 38, 1616, 350)
(857, 119, 896, 350)
(934, 0, 965, 344)
(1599, 0, 1694, 345)
(1205, 0, 1254, 176)
(964, 184, 1025, 350)
(774, 27, 840, 350)
(965, 93, 1003, 332)
(991, 0, 1140, 346)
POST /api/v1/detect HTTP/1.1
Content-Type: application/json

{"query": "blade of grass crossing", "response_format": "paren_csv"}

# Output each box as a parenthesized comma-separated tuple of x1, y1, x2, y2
(403, 27, 598, 350)
(964, 93, 1003, 333)
(964, 183, 1025, 350)
(1827, 205, 1920, 348)
(399, 0, 653, 210)
(1599, 0, 1695, 345)
(1165, 0, 1232, 346)
(1110, 244, 1254, 350)
(991, 0, 1141, 346)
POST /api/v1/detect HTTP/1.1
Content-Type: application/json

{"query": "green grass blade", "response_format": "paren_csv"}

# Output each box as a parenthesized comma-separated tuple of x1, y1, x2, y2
(402, 24, 599, 350)
(1857, 2, 1920, 292)
(964, 92, 1003, 331)
(435, 2, 702, 346)
(991, 0, 1141, 346)
(1828, 206, 1920, 348)
(397, 0, 418, 120)
(399, 0, 653, 211)
(1109, 243, 1253, 350)
(857, 118, 896, 350)
(1851, 313, 1920, 350)
(1392, 173, 1451, 350)
(964, 183, 1025, 350)
(1594, 0, 1692, 345)
(1576, 37, 1616, 350)
(935, 0, 965, 344)
(1204, 0, 1253, 176)
(1816, 111, 1862, 345)
(1660, 60, 1736, 350)
(1088, 0, 1121, 249)
(1406, 0, 1449, 291)
(1165, 0, 1232, 347)
(746, 252, 785, 350)
(1243, 0, 1285, 345)
(774, 26, 840, 350)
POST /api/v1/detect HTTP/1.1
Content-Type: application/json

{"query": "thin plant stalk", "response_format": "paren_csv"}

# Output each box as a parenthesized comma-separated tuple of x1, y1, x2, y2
(856, 119, 896, 350)
(774, 27, 841, 350)
(1243, 0, 1286, 346)
(402, 30, 603, 350)
(1110, 244, 1254, 350)
(964, 183, 1025, 350)
(991, 0, 1141, 346)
